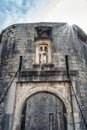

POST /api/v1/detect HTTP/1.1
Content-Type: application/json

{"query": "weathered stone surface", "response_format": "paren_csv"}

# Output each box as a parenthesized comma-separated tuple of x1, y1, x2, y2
(0, 22, 87, 130)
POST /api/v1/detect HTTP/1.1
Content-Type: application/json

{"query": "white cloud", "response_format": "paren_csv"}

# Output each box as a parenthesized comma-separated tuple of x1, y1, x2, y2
(0, 0, 87, 33)
(42, 0, 87, 33)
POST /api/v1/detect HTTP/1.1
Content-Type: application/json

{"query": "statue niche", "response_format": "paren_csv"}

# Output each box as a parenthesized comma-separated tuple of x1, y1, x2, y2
(39, 45, 48, 64)
(35, 39, 51, 64)
(35, 26, 52, 64)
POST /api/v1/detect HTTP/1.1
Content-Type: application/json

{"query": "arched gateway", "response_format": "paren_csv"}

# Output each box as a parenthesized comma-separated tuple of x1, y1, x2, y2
(20, 92, 67, 130)
(12, 81, 73, 130)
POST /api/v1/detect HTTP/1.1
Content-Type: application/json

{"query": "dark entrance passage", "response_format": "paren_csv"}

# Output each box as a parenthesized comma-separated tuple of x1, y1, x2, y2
(21, 92, 67, 130)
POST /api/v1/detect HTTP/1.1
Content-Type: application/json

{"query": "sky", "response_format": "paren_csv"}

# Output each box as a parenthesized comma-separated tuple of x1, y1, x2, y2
(0, 0, 87, 33)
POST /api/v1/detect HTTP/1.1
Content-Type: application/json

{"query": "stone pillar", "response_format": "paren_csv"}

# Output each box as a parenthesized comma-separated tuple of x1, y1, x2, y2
(35, 46, 39, 64)
(48, 45, 51, 63)
(67, 112, 74, 130)
(72, 78, 81, 130)
(3, 79, 17, 130)
(74, 112, 81, 130)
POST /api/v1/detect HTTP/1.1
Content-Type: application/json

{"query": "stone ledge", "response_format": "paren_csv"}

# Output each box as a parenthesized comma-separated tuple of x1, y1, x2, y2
(33, 64, 54, 70)
(18, 69, 78, 82)
(34, 37, 52, 41)
(17, 80, 70, 83)
(20, 70, 78, 76)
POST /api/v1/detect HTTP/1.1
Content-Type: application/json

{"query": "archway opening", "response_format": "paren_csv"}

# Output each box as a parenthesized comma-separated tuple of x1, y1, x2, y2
(20, 92, 67, 130)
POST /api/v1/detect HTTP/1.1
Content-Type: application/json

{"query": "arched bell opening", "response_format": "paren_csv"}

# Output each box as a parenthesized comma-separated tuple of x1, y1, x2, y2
(20, 92, 67, 130)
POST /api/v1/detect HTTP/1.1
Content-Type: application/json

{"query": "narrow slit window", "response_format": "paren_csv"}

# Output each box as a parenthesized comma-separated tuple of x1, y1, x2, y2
(21, 103, 26, 130)
(49, 113, 53, 130)
(58, 111, 61, 129)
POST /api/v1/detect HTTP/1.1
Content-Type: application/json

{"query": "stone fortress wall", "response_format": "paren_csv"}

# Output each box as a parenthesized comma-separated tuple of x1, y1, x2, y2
(0, 22, 87, 130)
